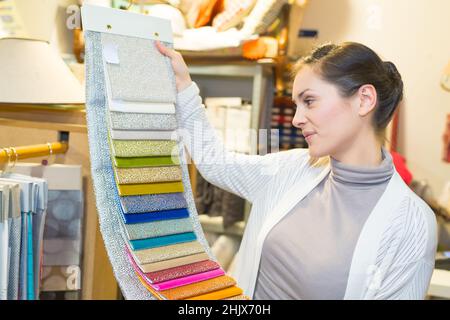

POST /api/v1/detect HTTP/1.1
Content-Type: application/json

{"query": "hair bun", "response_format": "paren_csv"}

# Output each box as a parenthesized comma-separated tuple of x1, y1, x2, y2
(383, 61, 401, 81)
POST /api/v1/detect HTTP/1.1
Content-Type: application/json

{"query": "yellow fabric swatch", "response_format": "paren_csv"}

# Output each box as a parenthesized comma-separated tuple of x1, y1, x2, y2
(117, 181, 184, 196)
(115, 166, 182, 184)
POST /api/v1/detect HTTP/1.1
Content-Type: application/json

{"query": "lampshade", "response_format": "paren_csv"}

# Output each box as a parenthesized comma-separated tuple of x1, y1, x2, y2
(0, 38, 85, 104)
(0, 0, 85, 104)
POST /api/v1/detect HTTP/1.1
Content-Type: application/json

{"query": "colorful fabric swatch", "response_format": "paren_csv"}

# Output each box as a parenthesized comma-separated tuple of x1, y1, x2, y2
(109, 111, 178, 131)
(110, 129, 178, 141)
(160, 275, 236, 300)
(130, 241, 205, 265)
(111, 140, 178, 158)
(187, 286, 244, 300)
(116, 181, 184, 196)
(119, 193, 187, 214)
(126, 246, 220, 283)
(122, 208, 189, 224)
(151, 268, 225, 291)
(124, 217, 193, 241)
(115, 166, 182, 185)
(101, 33, 176, 103)
(129, 232, 197, 251)
(137, 253, 211, 273)
(114, 156, 180, 168)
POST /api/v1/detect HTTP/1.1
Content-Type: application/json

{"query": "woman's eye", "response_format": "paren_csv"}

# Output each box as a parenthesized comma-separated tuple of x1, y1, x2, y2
(304, 99, 314, 106)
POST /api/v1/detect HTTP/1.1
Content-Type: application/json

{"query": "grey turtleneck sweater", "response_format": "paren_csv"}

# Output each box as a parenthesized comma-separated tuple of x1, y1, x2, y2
(253, 148, 395, 300)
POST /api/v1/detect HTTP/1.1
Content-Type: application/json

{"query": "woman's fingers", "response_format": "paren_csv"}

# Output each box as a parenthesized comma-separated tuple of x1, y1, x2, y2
(155, 40, 176, 58)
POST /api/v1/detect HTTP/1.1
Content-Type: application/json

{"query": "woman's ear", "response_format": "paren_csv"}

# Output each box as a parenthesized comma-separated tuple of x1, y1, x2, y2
(357, 84, 378, 117)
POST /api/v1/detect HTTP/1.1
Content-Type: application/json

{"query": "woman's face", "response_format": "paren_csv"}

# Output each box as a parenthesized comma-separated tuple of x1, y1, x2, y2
(291, 65, 364, 158)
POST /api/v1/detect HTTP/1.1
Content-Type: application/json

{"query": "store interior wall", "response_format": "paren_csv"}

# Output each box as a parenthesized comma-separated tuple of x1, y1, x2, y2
(292, 0, 450, 198)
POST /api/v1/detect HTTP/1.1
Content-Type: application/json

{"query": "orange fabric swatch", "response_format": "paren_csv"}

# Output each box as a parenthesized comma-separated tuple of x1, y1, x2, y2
(160, 275, 235, 300)
(187, 286, 243, 300)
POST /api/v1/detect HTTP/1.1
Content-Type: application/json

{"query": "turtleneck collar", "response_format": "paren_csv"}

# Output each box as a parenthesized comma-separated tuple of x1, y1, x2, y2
(330, 147, 394, 185)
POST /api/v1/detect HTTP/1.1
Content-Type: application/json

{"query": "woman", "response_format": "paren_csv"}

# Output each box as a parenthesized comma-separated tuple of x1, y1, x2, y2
(156, 41, 437, 300)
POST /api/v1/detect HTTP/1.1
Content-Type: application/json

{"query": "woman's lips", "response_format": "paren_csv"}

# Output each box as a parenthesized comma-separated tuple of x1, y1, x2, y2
(305, 133, 316, 143)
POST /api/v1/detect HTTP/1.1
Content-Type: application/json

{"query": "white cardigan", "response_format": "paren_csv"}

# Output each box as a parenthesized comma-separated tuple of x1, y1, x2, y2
(176, 82, 438, 300)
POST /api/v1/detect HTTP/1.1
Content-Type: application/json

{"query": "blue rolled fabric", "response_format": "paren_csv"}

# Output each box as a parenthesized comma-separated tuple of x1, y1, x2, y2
(122, 208, 189, 224)
(129, 232, 197, 251)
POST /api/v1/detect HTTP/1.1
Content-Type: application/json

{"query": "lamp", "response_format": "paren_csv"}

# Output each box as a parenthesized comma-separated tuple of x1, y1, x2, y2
(0, 0, 84, 104)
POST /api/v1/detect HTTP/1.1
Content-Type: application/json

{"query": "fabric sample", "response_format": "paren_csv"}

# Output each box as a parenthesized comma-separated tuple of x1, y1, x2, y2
(101, 33, 176, 103)
(223, 294, 251, 300)
(115, 181, 184, 196)
(145, 260, 221, 284)
(26, 212, 34, 300)
(107, 100, 176, 114)
(129, 232, 197, 251)
(111, 140, 178, 158)
(119, 193, 187, 214)
(137, 252, 210, 273)
(114, 156, 180, 168)
(110, 129, 178, 141)
(130, 241, 205, 265)
(160, 275, 235, 300)
(115, 166, 182, 185)
(124, 217, 194, 241)
(151, 268, 225, 291)
(7, 216, 21, 300)
(19, 211, 28, 300)
(122, 208, 189, 224)
(85, 31, 215, 300)
(187, 286, 243, 300)
(126, 245, 210, 275)
(109, 111, 178, 131)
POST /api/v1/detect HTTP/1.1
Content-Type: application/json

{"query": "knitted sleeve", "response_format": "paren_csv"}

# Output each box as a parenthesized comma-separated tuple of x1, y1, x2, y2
(175, 82, 297, 204)
(368, 197, 438, 300)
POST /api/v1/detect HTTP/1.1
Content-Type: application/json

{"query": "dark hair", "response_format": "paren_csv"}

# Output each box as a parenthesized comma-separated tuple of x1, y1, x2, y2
(293, 42, 404, 135)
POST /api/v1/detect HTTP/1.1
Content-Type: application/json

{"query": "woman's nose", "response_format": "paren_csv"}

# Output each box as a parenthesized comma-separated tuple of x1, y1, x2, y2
(292, 107, 307, 129)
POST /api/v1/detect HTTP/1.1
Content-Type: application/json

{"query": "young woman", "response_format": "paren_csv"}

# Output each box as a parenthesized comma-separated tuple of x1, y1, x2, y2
(156, 41, 437, 300)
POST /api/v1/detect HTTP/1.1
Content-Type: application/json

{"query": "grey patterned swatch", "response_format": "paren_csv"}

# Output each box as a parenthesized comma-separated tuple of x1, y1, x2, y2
(101, 33, 176, 103)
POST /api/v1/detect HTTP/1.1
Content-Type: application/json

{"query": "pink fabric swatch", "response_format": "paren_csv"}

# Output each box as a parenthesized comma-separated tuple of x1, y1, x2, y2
(151, 268, 225, 291)
(126, 246, 225, 291)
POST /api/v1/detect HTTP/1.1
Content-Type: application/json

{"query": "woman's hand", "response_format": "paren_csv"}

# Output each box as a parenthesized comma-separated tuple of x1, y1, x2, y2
(155, 41, 192, 93)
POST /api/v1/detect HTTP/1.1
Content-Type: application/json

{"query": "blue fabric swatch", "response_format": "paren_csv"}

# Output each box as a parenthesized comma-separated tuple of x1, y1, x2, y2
(122, 208, 189, 224)
(119, 193, 187, 214)
(129, 232, 197, 251)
